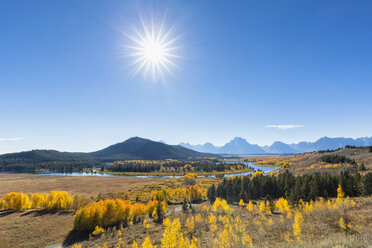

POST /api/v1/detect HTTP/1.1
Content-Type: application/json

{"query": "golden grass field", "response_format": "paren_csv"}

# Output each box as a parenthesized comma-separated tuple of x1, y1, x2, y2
(0, 173, 165, 248)
(0, 209, 74, 248)
(0, 173, 164, 198)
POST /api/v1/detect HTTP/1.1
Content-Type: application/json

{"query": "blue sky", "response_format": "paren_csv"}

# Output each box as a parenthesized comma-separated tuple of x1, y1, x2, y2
(1, 0, 371, 154)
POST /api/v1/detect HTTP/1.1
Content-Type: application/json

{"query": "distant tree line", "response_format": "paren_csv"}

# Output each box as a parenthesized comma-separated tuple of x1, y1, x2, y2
(319, 155, 357, 165)
(317, 145, 372, 154)
(107, 160, 244, 173)
(207, 170, 372, 205)
(0, 161, 101, 172)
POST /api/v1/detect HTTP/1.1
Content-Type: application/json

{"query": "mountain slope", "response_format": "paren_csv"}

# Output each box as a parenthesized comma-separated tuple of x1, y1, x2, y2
(219, 137, 266, 154)
(264, 141, 299, 154)
(90, 137, 212, 161)
(0, 150, 95, 164)
(179, 142, 219, 153)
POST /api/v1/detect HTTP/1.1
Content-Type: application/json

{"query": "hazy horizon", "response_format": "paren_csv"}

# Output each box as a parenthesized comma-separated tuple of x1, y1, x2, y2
(1, 135, 372, 155)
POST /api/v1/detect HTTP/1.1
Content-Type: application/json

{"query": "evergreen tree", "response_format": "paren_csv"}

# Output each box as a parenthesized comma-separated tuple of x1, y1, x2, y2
(182, 198, 188, 213)
(207, 184, 216, 204)
(363, 172, 372, 195)
(226, 181, 235, 204)
(156, 200, 165, 223)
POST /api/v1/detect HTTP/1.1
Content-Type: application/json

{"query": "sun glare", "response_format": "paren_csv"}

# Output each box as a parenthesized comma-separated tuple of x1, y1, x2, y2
(125, 15, 180, 82)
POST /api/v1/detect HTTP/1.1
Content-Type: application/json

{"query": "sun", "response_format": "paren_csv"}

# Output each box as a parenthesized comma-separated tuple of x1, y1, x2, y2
(125, 15, 180, 82)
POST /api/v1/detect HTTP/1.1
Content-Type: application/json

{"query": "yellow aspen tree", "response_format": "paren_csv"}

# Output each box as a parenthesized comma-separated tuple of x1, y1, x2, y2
(268, 218, 273, 226)
(246, 201, 254, 212)
(195, 214, 203, 223)
(92, 226, 105, 236)
(117, 237, 125, 248)
(212, 198, 229, 213)
(259, 201, 266, 213)
(142, 236, 156, 248)
(242, 233, 253, 247)
(185, 216, 194, 232)
(293, 212, 304, 242)
(189, 236, 200, 248)
(284, 232, 293, 243)
(265, 200, 273, 214)
(339, 217, 346, 230)
(214, 228, 230, 248)
(209, 214, 218, 231)
(0, 199, 5, 210)
(3, 192, 31, 210)
(239, 199, 244, 207)
(132, 240, 139, 248)
(337, 184, 345, 198)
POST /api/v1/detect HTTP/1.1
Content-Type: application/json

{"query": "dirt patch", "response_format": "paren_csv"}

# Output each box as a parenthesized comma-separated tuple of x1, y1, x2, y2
(0, 210, 74, 248)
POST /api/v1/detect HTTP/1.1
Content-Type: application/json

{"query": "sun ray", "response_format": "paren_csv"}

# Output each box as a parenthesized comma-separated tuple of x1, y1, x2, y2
(125, 14, 180, 82)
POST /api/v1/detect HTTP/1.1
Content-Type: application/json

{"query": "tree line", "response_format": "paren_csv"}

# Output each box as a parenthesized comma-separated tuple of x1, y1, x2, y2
(319, 155, 357, 165)
(207, 170, 372, 205)
(107, 160, 244, 173)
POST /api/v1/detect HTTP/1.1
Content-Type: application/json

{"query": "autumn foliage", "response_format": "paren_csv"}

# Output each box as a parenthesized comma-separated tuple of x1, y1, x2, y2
(73, 199, 167, 231)
(151, 185, 205, 204)
(0, 191, 76, 211)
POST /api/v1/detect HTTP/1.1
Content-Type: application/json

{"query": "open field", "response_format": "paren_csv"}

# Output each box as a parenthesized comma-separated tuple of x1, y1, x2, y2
(0, 173, 165, 198)
(0, 210, 74, 248)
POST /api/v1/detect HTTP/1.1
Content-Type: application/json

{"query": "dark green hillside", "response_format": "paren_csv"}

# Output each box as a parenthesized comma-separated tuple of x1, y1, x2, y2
(0, 150, 99, 172)
(90, 137, 213, 161)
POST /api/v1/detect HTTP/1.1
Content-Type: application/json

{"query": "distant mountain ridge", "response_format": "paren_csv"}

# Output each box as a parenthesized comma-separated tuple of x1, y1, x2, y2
(0, 137, 214, 170)
(180, 136, 372, 155)
(181, 137, 265, 154)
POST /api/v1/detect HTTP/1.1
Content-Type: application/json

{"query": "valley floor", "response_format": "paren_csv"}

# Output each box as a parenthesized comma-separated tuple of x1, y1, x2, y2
(0, 173, 164, 198)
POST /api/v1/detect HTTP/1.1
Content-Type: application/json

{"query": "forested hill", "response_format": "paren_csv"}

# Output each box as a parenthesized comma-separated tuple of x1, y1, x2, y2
(0, 150, 99, 172)
(0, 137, 214, 171)
(90, 137, 213, 161)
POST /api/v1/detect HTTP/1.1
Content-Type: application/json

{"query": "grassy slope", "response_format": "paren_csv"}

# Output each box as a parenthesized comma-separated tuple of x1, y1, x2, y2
(76, 197, 372, 248)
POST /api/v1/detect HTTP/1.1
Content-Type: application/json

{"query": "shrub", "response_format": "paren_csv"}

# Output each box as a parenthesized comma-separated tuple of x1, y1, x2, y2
(184, 173, 197, 186)
(74, 199, 143, 231)
(2, 192, 31, 210)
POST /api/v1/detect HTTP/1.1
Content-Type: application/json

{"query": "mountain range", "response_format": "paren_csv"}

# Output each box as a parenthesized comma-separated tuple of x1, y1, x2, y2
(2, 136, 372, 170)
(180, 136, 372, 155)
(0, 137, 213, 170)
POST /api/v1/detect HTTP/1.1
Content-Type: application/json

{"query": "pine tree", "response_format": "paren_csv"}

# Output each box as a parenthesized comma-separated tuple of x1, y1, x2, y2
(226, 181, 234, 204)
(182, 198, 188, 213)
(362, 172, 372, 195)
(207, 184, 216, 204)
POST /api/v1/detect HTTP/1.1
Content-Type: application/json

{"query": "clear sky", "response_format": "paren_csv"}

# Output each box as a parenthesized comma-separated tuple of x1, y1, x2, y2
(1, 0, 372, 154)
